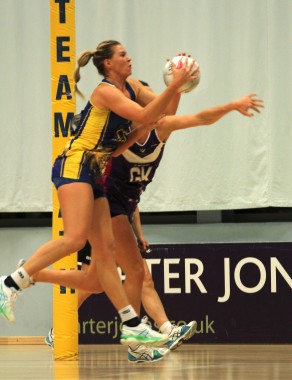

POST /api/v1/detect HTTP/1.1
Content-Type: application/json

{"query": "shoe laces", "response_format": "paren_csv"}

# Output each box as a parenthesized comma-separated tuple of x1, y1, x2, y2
(130, 344, 152, 356)
(141, 322, 152, 332)
(169, 324, 180, 337)
(10, 288, 20, 306)
(170, 324, 178, 332)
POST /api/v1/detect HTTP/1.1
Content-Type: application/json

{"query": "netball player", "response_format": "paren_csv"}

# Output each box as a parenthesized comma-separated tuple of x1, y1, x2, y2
(1, 41, 262, 358)
(13, 87, 263, 362)
(44, 83, 263, 363)
(0, 40, 197, 348)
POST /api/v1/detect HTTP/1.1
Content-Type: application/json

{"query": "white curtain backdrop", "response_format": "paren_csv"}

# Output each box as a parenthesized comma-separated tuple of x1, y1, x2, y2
(0, 0, 291, 212)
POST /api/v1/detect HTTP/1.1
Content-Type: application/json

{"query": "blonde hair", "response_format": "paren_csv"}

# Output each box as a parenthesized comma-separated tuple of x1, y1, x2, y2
(73, 40, 121, 98)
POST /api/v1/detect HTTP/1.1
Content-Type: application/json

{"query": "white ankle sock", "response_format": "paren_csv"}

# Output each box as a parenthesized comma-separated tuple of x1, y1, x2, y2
(160, 321, 172, 335)
(11, 267, 31, 289)
(118, 305, 138, 323)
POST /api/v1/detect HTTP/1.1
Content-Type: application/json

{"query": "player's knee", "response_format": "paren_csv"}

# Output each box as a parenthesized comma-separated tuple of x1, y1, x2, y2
(70, 236, 88, 252)
(131, 259, 145, 282)
(107, 239, 116, 255)
(60, 236, 87, 253)
(121, 257, 145, 284)
(92, 238, 116, 257)
(81, 269, 103, 293)
(143, 271, 155, 290)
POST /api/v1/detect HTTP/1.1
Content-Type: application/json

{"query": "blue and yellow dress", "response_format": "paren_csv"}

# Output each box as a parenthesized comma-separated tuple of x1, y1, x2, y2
(52, 79, 136, 197)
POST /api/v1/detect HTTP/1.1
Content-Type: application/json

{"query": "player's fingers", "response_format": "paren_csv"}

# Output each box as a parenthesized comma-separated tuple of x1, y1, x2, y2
(250, 106, 261, 113)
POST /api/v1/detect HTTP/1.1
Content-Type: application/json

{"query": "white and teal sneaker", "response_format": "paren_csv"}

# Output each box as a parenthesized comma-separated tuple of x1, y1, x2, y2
(45, 328, 54, 349)
(166, 321, 197, 350)
(128, 344, 169, 364)
(120, 322, 169, 346)
(0, 276, 19, 323)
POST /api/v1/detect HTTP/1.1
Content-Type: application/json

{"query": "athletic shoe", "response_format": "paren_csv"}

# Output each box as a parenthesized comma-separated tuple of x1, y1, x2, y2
(45, 328, 54, 349)
(128, 344, 169, 364)
(166, 321, 197, 351)
(141, 315, 151, 325)
(120, 322, 169, 346)
(0, 276, 19, 323)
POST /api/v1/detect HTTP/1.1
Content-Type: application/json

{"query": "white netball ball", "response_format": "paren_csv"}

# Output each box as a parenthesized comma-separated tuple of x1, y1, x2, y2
(163, 55, 200, 93)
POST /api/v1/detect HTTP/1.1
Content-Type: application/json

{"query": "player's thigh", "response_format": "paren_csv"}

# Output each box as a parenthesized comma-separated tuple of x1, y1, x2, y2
(58, 182, 94, 238)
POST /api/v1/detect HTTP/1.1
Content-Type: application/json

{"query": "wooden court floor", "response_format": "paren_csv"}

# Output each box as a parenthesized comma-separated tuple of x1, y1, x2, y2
(0, 343, 291, 380)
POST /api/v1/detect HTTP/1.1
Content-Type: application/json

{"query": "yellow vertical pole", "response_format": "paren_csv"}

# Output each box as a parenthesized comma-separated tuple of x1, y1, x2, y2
(50, 0, 78, 361)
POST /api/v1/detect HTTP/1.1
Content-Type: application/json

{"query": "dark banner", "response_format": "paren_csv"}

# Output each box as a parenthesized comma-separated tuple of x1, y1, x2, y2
(78, 243, 292, 344)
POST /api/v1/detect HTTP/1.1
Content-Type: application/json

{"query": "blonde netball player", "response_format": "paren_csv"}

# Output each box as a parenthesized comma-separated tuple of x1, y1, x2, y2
(1, 41, 263, 360)
(0, 40, 197, 348)
(41, 83, 263, 363)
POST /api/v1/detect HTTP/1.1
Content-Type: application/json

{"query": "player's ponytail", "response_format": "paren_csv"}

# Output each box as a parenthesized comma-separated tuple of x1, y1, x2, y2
(73, 50, 94, 99)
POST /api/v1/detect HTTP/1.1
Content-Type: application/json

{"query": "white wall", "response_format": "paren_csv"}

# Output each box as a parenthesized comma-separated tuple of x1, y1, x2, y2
(0, 0, 291, 212)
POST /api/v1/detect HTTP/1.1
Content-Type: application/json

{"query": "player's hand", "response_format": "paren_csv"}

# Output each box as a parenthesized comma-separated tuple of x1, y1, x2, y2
(233, 94, 264, 117)
(137, 237, 152, 254)
(167, 55, 200, 90)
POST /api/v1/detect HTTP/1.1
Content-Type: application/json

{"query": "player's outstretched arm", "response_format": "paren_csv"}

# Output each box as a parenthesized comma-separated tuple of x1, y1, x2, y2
(157, 94, 264, 132)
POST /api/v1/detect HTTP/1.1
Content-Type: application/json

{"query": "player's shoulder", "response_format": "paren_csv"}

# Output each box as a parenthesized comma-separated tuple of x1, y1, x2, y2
(90, 80, 120, 105)
(127, 77, 144, 92)
(127, 77, 142, 86)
